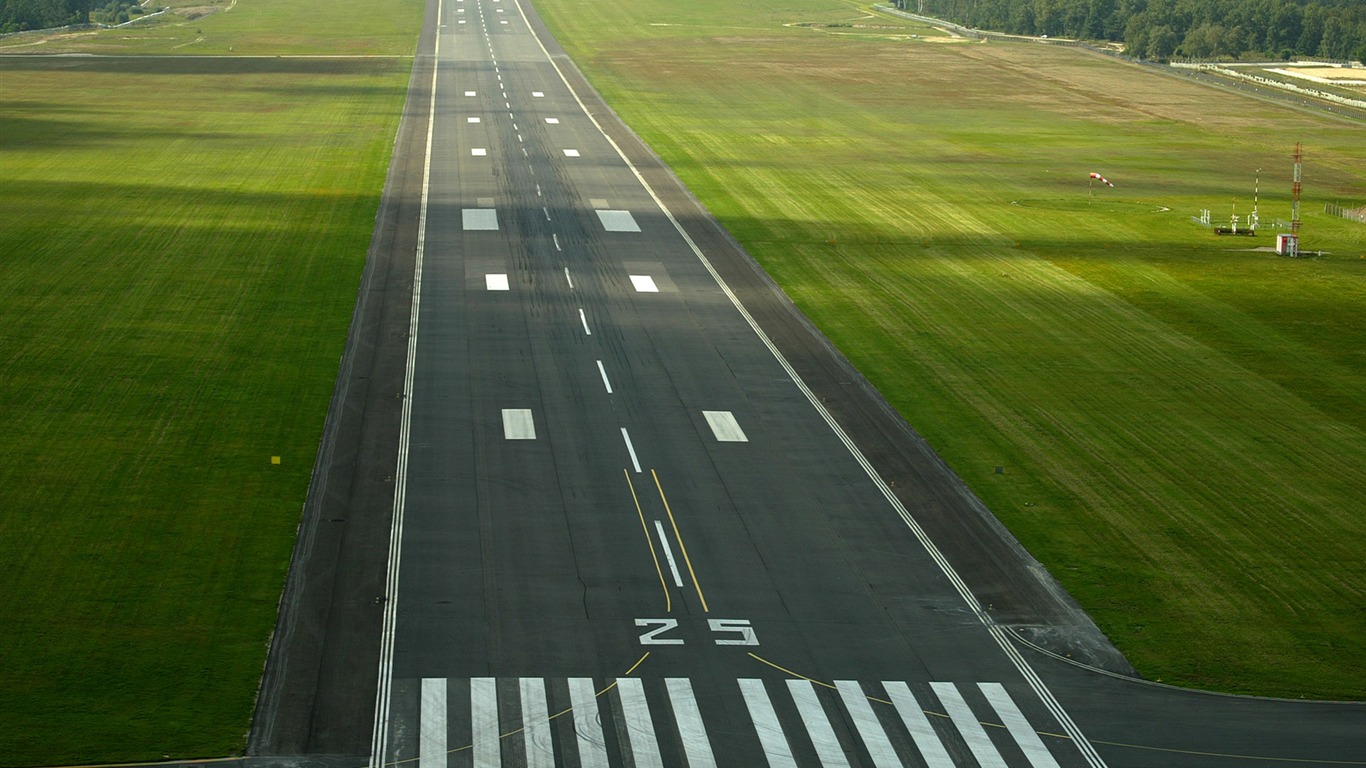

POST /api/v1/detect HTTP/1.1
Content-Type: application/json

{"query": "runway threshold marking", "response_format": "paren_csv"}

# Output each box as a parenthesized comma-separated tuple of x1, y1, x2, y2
(789, 680, 851, 768)
(652, 469, 709, 612)
(625, 469, 671, 611)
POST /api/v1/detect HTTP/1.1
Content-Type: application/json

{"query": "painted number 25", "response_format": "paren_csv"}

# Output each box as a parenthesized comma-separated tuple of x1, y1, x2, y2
(635, 618, 759, 646)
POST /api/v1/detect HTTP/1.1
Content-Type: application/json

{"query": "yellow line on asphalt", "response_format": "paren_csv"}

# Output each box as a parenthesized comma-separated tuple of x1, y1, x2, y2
(652, 468, 709, 613)
(625, 469, 671, 612)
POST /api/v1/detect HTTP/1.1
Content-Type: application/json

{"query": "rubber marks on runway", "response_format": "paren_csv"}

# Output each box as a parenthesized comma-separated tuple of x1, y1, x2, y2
(501, 409, 536, 440)
(703, 410, 748, 442)
(463, 208, 499, 231)
(596, 210, 641, 232)
(404, 677, 1067, 768)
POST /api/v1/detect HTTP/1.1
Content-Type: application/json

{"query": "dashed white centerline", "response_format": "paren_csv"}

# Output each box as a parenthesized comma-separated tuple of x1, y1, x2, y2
(578, 308, 591, 335)
(564, 267, 573, 288)
(653, 520, 685, 587)
(596, 360, 613, 394)
(535, 184, 542, 196)
(552, 234, 560, 251)
(620, 428, 642, 474)
(543, 207, 551, 221)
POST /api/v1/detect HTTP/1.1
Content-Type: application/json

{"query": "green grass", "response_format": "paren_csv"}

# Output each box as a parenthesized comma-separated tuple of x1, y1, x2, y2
(0, 4, 417, 762)
(530, 0, 1366, 699)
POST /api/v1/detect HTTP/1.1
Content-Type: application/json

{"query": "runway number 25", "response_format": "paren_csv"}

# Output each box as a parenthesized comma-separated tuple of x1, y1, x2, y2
(635, 618, 759, 646)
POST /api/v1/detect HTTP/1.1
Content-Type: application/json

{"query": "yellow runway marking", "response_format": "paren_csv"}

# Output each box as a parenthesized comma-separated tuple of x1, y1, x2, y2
(652, 469, 709, 612)
(625, 469, 671, 612)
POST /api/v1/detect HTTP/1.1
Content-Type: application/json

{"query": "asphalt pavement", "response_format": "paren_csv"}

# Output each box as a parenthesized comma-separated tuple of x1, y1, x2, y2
(244, 0, 1366, 765)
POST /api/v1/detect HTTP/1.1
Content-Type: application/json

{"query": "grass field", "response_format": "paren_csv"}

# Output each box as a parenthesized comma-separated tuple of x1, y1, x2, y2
(0, 1, 418, 762)
(531, 0, 1366, 699)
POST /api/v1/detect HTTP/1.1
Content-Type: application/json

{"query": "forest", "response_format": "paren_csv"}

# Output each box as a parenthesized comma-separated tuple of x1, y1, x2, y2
(2, 0, 144, 31)
(907, 0, 1366, 62)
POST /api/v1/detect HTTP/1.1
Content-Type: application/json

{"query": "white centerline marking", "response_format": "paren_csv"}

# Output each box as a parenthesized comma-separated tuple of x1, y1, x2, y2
(653, 520, 684, 587)
(552, 233, 561, 251)
(620, 427, 641, 473)
(543, 207, 551, 221)
(564, 267, 573, 288)
(535, 183, 542, 196)
(596, 360, 613, 394)
(578, 308, 591, 335)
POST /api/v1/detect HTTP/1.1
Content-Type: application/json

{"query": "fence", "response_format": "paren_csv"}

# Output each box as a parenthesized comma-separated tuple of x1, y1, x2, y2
(1325, 203, 1366, 224)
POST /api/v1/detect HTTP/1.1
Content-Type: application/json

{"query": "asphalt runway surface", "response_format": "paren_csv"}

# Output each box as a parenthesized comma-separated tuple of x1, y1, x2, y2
(242, 0, 1365, 766)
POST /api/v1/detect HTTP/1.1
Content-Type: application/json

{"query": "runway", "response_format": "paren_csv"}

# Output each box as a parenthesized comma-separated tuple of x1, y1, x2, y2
(246, 0, 1366, 765)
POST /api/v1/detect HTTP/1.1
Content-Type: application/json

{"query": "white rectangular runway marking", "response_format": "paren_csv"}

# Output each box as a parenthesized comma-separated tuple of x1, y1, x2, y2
(980, 683, 1062, 768)
(932, 682, 1007, 768)
(465, 90, 476, 96)
(703, 411, 748, 442)
(788, 679, 851, 768)
(457, 19, 465, 23)
(738, 679, 798, 768)
(502, 409, 536, 440)
(467, 116, 481, 123)
(471, 677, 500, 768)
(420, 678, 447, 768)
(884, 681, 954, 768)
(596, 209, 641, 232)
(630, 275, 659, 293)
(563, 149, 580, 157)
(462, 208, 498, 230)
(653, 520, 684, 587)
(617, 678, 665, 768)
(836, 680, 901, 768)
(520, 678, 555, 768)
(471, 147, 487, 156)
(620, 427, 641, 473)
(568, 678, 611, 768)
(563, 267, 573, 288)
(578, 308, 591, 335)
(532, 91, 545, 97)
(596, 360, 613, 394)
(545, 117, 560, 124)
(552, 233, 561, 251)
(485, 274, 509, 291)
(667, 678, 718, 768)
(499, 19, 507, 24)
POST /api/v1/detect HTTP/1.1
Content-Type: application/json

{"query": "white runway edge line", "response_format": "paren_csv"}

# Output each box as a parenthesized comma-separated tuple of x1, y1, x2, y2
(510, 0, 1108, 764)
(370, 0, 444, 763)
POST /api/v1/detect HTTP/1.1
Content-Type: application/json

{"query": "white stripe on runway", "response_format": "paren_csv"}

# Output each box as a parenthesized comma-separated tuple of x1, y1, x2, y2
(471, 677, 500, 768)
(702, 410, 748, 442)
(738, 679, 797, 768)
(420, 678, 447, 768)
(666, 678, 717, 768)
(835, 680, 901, 768)
(578, 308, 591, 335)
(981, 683, 1062, 768)
(933, 682, 1007, 768)
(617, 678, 664, 768)
(884, 681, 954, 768)
(502, 408, 535, 440)
(596, 360, 613, 394)
(485, 273, 509, 291)
(653, 520, 685, 587)
(630, 275, 659, 293)
(520, 678, 554, 768)
(788, 679, 851, 768)
(621, 427, 641, 473)
(568, 678, 611, 768)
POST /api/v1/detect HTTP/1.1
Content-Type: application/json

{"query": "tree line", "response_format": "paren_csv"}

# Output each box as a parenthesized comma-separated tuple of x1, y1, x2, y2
(2, 0, 146, 32)
(905, 0, 1366, 62)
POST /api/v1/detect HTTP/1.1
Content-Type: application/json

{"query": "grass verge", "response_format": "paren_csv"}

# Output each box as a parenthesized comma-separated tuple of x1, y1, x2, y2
(530, 0, 1366, 699)
(0, 2, 417, 761)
